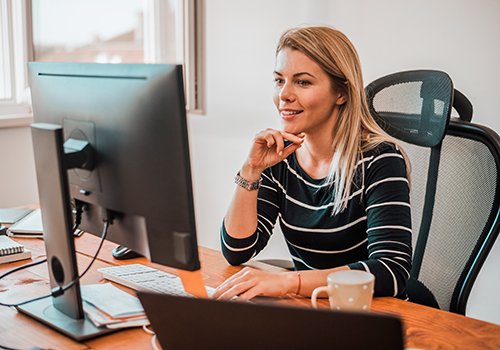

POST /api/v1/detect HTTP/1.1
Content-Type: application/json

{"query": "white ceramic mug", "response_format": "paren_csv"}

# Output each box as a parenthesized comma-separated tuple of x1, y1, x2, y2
(311, 270, 375, 311)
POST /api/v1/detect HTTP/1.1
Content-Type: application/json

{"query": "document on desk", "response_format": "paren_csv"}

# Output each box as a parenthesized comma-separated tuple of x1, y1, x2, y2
(81, 283, 145, 319)
(0, 207, 33, 225)
(7, 208, 43, 237)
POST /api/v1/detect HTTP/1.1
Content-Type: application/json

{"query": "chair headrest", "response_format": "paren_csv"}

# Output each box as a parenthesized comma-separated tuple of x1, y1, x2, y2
(366, 70, 454, 147)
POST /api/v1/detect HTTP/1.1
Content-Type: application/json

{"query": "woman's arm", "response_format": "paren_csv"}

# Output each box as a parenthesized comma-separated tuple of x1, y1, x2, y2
(221, 129, 304, 265)
(348, 145, 412, 298)
(220, 168, 279, 265)
(212, 265, 350, 300)
(224, 129, 303, 237)
(215, 144, 412, 300)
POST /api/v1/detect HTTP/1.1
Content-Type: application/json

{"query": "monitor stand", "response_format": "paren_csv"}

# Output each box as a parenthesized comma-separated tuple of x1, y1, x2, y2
(17, 296, 114, 341)
(17, 123, 115, 340)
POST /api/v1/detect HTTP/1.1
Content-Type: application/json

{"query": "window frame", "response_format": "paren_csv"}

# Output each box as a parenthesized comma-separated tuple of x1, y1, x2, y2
(0, 0, 32, 128)
(0, 0, 205, 129)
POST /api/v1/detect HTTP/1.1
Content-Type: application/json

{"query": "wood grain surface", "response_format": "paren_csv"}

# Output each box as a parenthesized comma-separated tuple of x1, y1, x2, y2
(0, 234, 498, 349)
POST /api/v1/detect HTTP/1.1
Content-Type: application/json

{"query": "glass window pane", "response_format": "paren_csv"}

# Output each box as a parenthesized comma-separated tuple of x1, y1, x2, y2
(32, 0, 144, 63)
(0, 0, 13, 100)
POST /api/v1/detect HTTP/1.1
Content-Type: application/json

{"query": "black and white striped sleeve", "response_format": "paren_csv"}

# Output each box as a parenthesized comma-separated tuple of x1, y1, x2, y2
(348, 145, 412, 298)
(221, 168, 281, 266)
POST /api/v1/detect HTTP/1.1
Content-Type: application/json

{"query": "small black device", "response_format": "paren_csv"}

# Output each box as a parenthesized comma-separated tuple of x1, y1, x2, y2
(111, 245, 142, 260)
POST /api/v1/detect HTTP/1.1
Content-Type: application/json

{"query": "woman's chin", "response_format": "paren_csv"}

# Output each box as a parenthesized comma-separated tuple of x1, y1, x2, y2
(281, 124, 301, 135)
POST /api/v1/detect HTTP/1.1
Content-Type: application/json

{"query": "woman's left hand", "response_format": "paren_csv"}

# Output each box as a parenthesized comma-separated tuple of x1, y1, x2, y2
(212, 267, 296, 301)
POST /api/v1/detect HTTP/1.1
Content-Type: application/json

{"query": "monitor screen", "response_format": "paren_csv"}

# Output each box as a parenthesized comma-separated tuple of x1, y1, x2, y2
(29, 62, 200, 271)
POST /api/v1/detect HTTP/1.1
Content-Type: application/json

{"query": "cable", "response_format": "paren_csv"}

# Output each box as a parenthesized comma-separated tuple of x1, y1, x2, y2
(0, 258, 47, 281)
(0, 343, 52, 350)
(72, 200, 85, 236)
(151, 334, 160, 350)
(0, 204, 85, 284)
(0, 212, 108, 350)
(142, 325, 159, 350)
(52, 220, 109, 296)
(142, 324, 154, 335)
(0, 344, 21, 350)
(0, 216, 111, 308)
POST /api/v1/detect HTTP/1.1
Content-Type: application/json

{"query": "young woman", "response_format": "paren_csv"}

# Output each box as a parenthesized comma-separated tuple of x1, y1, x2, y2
(213, 26, 412, 301)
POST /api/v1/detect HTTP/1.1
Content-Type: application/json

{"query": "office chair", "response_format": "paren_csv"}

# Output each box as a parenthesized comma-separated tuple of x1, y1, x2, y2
(257, 70, 499, 315)
(365, 70, 500, 314)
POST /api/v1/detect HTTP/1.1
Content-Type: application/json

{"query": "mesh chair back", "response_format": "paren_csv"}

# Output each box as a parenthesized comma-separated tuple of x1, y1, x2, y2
(422, 124, 499, 311)
(366, 70, 453, 147)
(366, 70, 500, 313)
(398, 142, 430, 250)
(400, 124, 500, 311)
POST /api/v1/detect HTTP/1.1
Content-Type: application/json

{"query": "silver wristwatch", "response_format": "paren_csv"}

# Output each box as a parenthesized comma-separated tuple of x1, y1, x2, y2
(234, 171, 262, 191)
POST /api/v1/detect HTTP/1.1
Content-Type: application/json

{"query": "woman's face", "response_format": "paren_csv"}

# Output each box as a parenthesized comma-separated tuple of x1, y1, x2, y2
(273, 47, 345, 136)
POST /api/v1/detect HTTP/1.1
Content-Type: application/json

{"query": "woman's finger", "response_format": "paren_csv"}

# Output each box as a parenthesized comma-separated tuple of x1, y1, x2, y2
(271, 130, 285, 155)
(212, 275, 242, 298)
(236, 284, 262, 301)
(280, 131, 305, 144)
(281, 142, 302, 159)
(217, 279, 256, 300)
(212, 268, 252, 298)
(264, 134, 276, 148)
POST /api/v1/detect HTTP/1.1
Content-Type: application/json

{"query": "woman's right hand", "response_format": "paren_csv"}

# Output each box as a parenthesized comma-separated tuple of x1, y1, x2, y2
(242, 129, 304, 178)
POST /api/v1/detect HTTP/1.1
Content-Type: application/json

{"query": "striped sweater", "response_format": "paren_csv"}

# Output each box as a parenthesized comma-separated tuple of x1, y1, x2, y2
(221, 142, 412, 298)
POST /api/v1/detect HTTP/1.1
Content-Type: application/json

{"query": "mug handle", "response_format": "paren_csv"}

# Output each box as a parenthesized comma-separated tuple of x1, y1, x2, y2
(311, 286, 329, 308)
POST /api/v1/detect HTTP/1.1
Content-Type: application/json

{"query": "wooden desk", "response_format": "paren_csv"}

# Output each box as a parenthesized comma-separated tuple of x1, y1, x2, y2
(1, 235, 499, 350)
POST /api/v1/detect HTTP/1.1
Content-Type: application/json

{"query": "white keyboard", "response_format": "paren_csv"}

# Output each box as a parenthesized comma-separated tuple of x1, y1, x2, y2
(98, 263, 215, 297)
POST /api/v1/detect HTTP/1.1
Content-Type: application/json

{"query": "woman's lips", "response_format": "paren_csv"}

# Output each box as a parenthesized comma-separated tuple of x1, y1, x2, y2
(280, 110, 303, 121)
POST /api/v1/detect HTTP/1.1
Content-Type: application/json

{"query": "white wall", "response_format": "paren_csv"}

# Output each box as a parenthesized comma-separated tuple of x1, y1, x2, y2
(0, 126, 38, 207)
(321, 0, 500, 326)
(190, 0, 500, 324)
(0, 0, 498, 323)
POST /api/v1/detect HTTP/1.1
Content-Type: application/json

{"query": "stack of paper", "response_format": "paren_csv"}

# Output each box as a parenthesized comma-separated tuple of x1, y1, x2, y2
(0, 236, 32, 264)
(7, 209, 44, 237)
(81, 283, 149, 329)
(0, 207, 34, 225)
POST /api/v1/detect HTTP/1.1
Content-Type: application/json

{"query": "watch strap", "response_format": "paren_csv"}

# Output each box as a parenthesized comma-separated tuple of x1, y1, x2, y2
(234, 171, 262, 191)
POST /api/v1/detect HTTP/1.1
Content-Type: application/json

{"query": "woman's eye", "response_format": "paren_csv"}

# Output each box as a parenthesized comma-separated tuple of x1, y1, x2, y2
(297, 80, 311, 86)
(274, 78, 284, 85)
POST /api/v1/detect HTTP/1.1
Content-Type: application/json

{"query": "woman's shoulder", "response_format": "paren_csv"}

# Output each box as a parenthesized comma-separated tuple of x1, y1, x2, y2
(361, 140, 408, 180)
(363, 141, 403, 158)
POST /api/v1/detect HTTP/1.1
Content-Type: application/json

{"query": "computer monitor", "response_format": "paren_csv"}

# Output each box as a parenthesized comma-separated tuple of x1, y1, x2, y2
(19, 62, 201, 340)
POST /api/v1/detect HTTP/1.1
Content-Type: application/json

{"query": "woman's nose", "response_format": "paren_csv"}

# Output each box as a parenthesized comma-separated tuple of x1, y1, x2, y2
(279, 83, 295, 102)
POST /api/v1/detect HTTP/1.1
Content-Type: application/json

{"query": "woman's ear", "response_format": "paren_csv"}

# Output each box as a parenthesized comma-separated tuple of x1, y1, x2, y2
(335, 93, 347, 106)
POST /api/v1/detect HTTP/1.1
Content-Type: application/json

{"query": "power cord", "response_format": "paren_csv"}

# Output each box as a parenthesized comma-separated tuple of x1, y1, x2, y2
(72, 200, 85, 237)
(0, 202, 86, 285)
(0, 258, 48, 282)
(0, 211, 112, 350)
(0, 209, 111, 350)
(0, 206, 89, 350)
(0, 212, 112, 307)
(71, 200, 84, 232)
(0, 344, 53, 350)
(142, 325, 160, 350)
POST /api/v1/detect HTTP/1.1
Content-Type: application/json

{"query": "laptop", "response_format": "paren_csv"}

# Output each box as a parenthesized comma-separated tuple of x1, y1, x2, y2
(137, 292, 404, 350)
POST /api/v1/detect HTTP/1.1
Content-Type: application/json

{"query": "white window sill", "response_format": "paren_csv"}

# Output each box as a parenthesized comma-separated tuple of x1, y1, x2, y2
(0, 113, 33, 129)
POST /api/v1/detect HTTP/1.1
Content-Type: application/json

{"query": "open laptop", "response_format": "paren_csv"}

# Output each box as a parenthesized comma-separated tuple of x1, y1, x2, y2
(138, 292, 404, 350)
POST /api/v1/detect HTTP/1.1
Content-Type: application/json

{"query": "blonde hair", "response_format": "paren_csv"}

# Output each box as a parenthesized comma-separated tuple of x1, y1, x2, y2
(276, 26, 410, 214)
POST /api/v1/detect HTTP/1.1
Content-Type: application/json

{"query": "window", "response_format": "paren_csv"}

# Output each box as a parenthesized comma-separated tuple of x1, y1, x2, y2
(0, 0, 204, 126)
(0, 0, 14, 100)
(32, 0, 148, 64)
(0, 0, 31, 122)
